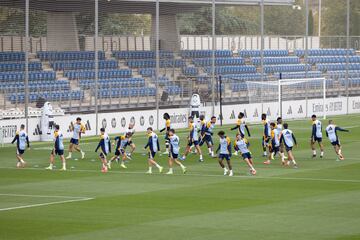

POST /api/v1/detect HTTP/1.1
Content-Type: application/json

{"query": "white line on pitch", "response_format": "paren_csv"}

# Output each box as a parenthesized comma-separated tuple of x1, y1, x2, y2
(0, 166, 359, 183)
(0, 193, 92, 199)
(0, 197, 94, 212)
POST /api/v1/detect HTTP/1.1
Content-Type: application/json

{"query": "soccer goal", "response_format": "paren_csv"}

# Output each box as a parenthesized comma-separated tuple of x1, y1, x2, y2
(246, 77, 328, 119)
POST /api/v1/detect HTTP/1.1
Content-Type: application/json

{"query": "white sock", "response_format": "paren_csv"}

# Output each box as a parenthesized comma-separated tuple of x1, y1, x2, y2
(250, 166, 255, 171)
(280, 152, 285, 161)
(182, 155, 186, 160)
(20, 159, 25, 164)
(229, 170, 233, 174)
(68, 152, 72, 157)
(292, 159, 297, 165)
(263, 151, 267, 156)
(179, 163, 185, 168)
(154, 163, 161, 169)
(208, 148, 212, 154)
(49, 163, 53, 168)
(313, 150, 316, 155)
(148, 167, 152, 172)
(200, 155, 203, 160)
(62, 162, 66, 169)
(168, 168, 173, 172)
(320, 151, 324, 157)
(339, 149, 342, 154)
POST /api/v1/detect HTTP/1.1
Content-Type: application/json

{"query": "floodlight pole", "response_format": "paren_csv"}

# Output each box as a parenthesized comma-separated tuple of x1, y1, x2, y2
(345, 0, 350, 115)
(318, 0, 321, 37)
(95, 0, 99, 135)
(305, 0, 309, 118)
(25, 0, 29, 135)
(323, 78, 326, 120)
(260, 0, 264, 115)
(211, 0, 216, 117)
(155, 0, 160, 130)
(278, 79, 281, 118)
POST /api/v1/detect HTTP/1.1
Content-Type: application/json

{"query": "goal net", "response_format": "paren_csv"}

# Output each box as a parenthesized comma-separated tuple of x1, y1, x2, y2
(246, 78, 328, 119)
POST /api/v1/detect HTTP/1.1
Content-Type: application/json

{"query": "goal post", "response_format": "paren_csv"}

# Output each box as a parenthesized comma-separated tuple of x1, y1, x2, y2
(246, 77, 328, 120)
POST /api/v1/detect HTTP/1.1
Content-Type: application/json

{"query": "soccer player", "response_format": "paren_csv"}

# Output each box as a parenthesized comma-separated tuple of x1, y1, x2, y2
(280, 123, 298, 168)
(144, 127, 163, 174)
(276, 117, 286, 162)
(46, 125, 66, 171)
(261, 113, 271, 157)
(166, 129, 187, 174)
(199, 116, 216, 157)
(66, 117, 86, 160)
(310, 114, 324, 158)
(108, 132, 130, 169)
(325, 120, 349, 161)
(159, 113, 171, 154)
(11, 124, 30, 168)
(234, 133, 256, 175)
(180, 116, 203, 162)
(125, 123, 136, 159)
(231, 112, 251, 156)
(95, 128, 111, 173)
(264, 122, 284, 165)
(216, 131, 233, 176)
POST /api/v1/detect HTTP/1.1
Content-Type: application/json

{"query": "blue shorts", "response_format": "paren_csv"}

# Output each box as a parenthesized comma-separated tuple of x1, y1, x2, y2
(115, 149, 125, 156)
(285, 146, 293, 152)
(331, 140, 340, 146)
(16, 149, 25, 155)
(169, 151, 178, 159)
(70, 138, 79, 145)
(188, 139, 199, 146)
(313, 137, 322, 143)
(219, 154, 230, 161)
(242, 152, 252, 160)
(52, 149, 64, 156)
(148, 151, 156, 159)
(271, 146, 280, 154)
(203, 135, 213, 145)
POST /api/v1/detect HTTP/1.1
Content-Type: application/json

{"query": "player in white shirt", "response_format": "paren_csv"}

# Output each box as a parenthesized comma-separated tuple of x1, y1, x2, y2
(264, 122, 283, 165)
(234, 133, 256, 175)
(325, 120, 349, 161)
(66, 117, 86, 160)
(166, 129, 186, 174)
(276, 117, 287, 162)
(125, 123, 136, 159)
(144, 127, 163, 174)
(280, 123, 298, 168)
(216, 131, 233, 176)
(180, 116, 203, 162)
(310, 115, 324, 158)
(11, 124, 30, 168)
(95, 128, 111, 173)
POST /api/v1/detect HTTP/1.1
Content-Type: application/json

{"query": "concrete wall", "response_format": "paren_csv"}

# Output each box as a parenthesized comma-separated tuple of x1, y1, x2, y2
(46, 12, 79, 51)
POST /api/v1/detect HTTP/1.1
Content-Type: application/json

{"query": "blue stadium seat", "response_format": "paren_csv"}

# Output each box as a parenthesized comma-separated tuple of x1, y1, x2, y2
(37, 51, 105, 61)
(264, 64, 311, 73)
(251, 56, 300, 65)
(193, 57, 245, 67)
(0, 52, 25, 62)
(64, 69, 132, 80)
(238, 50, 289, 58)
(181, 50, 232, 58)
(0, 62, 42, 72)
(50, 60, 118, 71)
(113, 51, 173, 59)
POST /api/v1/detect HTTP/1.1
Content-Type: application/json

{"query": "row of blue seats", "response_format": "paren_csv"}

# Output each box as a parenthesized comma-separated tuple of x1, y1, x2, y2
(294, 49, 355, 57)
(264, 64, 312, 73)
(8, 91, 84, 103)
(50, 60, 118, 71)
(0, 71, 56, 82)
(182, 67, 199, 76)
(205, 66, 257, 75)
(126, 59, 185, 68)
(94, 87, 156, 98)
(231, 83, 248, 92)
(0, 62, 42, 72)
(139, 68, 155, 77)
(113, 51, 173, 59)
(192, 58, 245, 67)
(0, 80, 70, 92)
(152, 76, 171, 86)
(327, 70, 360, 78)
(37, 51, 105, 61)
(64, 69, 132, 80)
(251, 56, 300, 65)
(239, 50, 289, 57)
(165, 85, 182, 95)
(0, 52, 25, 62)
(307, 56, 360, 64)
(339, 78, 360, 86)
(181, 50, 232, 58)
(221, 73, 266, 82)
(274, 71, 323, 79)
(317, 63, 360, 72)
(79, 78, 145, 89)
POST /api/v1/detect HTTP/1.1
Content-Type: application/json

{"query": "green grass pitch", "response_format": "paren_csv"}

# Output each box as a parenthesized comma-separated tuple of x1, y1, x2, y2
(0, 115, 360, 240)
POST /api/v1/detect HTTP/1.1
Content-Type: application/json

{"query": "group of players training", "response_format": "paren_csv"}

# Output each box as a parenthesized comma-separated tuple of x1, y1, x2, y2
(11, 113, 349, 176)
